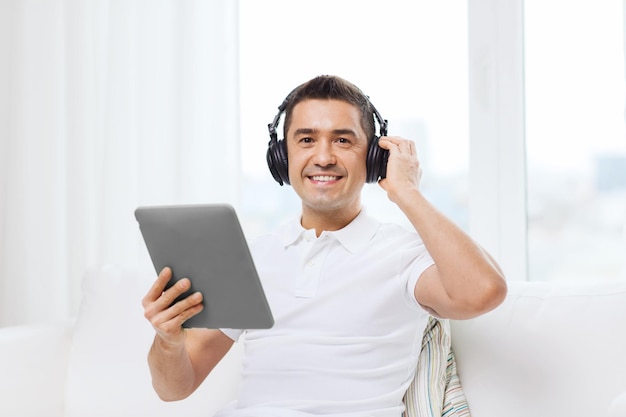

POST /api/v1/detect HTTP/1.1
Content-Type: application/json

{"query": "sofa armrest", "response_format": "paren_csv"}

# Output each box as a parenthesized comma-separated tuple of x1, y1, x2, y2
(451, 280, 626, 417)
(0, 320, 74, 417)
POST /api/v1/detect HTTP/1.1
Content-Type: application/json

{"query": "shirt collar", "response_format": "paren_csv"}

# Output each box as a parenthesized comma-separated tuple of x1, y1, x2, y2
(281, 208, 379, 254)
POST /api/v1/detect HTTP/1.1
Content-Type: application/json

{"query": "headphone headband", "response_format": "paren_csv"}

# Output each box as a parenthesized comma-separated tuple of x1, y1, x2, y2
(267, 97, 290, 144)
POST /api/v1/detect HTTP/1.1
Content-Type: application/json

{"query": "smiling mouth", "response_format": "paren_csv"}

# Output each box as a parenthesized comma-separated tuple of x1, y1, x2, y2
(309, 175, 341, 182)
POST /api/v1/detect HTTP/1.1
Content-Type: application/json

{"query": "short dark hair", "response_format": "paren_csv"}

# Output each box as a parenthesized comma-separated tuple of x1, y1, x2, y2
(283, 75, 376, 142)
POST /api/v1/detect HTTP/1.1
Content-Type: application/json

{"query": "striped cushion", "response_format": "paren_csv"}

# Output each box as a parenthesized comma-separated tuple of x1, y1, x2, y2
(404, 317, 471, 417)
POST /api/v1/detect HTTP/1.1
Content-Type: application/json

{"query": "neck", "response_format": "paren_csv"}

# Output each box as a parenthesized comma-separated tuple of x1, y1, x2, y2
(300, 206, 362, 237)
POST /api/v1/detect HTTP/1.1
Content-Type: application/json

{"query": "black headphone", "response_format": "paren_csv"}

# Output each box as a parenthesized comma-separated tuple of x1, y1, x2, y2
(266, 94, 389, 186)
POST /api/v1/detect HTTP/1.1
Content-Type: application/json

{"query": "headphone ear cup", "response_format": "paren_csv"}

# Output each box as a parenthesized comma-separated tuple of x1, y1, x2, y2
(266, 139, 290, 186)
(366, 136, 389, 183)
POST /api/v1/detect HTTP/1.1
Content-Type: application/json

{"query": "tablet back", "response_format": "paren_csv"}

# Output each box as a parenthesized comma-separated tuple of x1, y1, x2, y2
(135, 204, 274, 329)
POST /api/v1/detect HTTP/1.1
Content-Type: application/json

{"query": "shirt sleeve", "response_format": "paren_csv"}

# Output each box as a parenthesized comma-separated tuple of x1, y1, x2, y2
(402, 236, 436, 310)
(219, 328, 244, 341)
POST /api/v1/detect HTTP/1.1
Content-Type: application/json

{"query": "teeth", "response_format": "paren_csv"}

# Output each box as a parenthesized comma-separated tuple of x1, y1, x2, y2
(311, 175, 339, 182)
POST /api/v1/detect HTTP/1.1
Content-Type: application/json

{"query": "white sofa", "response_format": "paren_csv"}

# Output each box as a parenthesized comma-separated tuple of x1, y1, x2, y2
(1, 264, 625, 417)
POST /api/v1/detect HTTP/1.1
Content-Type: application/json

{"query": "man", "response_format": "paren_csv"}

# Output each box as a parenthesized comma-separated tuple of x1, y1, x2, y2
(142, 75, 506, 416)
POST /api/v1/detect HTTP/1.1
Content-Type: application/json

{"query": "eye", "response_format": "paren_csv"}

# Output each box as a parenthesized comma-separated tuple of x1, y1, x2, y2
(336, 137, 351, 145)
(300, 137, 313, 144)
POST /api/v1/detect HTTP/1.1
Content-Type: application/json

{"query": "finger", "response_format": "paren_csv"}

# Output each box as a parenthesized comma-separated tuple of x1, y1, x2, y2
(379, 136, 408, 150)
(377, 136, 396, 151)
(397, 140, 411, 153)
(173, 290, 203, 313)
(144, 276, 193, 322)
(142, 267, 172, 306)
(156, 277, 193, 310)
(406, 140, 416, 155)
(177, 301, 204, 326)
(387, 137, 415, 154)
(154, 291, 203, 329)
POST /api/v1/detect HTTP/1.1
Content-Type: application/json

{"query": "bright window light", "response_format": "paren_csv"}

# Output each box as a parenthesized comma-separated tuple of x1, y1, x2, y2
(238, 0, 469, 237)
(525, 1, 626, 282)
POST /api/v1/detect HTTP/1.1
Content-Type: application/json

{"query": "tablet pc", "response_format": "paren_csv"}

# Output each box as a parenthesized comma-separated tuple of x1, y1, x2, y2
(135, 204, 274, 329)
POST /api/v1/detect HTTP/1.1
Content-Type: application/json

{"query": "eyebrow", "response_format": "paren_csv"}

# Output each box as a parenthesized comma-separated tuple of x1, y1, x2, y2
(292, 128, 358, 137)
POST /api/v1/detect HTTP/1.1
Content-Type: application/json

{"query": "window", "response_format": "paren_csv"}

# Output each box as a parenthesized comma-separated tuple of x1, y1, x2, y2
(467, 0, 626, 282)
(525, 1, 626, 282)
(240, 1, 626, 283)
(238, 0, 470, 237)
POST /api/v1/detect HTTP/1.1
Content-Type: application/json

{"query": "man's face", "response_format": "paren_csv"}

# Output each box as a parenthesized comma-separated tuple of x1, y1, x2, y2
(286, 99, 369, 220)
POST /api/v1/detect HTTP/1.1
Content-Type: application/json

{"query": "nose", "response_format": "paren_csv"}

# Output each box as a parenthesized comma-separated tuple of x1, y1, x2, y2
(311, 140, 336, 167)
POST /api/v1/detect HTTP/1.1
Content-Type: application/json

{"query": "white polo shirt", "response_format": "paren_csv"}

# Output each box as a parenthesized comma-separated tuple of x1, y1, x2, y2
(217, 209, 434, 417)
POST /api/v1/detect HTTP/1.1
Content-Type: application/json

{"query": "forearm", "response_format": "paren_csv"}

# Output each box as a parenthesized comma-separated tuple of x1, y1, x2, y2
(147, 333, 198, 401)
(405, 190, 500, 274)
(397, 187, 506, 310)
(376, 135, 506, 317)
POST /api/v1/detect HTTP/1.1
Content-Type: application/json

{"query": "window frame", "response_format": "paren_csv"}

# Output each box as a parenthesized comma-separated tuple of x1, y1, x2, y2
(467, 0, 528, 281)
